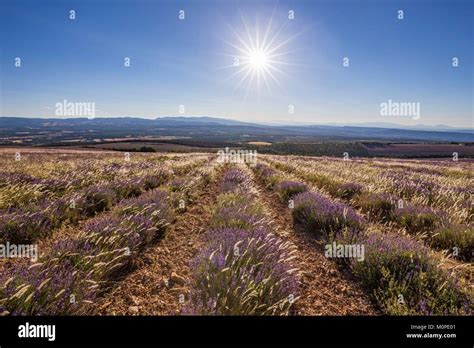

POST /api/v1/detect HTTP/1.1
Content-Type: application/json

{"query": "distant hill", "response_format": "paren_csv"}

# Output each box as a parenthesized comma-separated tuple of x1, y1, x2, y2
(315, 122, 472, 132)
(0, 116, 472, 143)
(154, 116, 257, 127)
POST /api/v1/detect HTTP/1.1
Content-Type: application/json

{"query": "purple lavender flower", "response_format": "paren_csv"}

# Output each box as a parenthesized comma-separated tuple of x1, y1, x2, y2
(383, 172, 439, 202)
(254, 163, 277, 180)
(142, 173, 166, 190)
(431, 224, 473, 261)
(394, 205, 442, 233)
(292, 191, 365, 238)
(211, 207, 266, 230)
(219, 169, 248, 192)
(0, 258, 97, 315)
(274, 181, 308, 203)
(168, 178, 189, 192)
(355, 192, 396, 222)
(0, 210, 52, 244)
(342, 231, 473, 315)
(110, 178, 144, 199)
(186, 227, 298, 315)
(336, 182, 363, 200)
(114, 189, 173, 233)
(79, 185, 117, 216)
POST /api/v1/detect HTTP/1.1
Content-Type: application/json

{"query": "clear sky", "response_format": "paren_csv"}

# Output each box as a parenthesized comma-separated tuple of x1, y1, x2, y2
(0, 0, 472, 127)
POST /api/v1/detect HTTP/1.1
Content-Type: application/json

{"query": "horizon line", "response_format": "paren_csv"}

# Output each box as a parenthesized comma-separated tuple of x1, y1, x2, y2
(1, 115, 472, 131)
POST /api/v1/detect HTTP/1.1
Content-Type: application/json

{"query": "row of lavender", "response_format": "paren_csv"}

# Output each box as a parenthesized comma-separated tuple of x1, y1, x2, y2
(295, 156, 472, 210)
(273, 156, 472, 226)
(0, 155, 173, 211)
(0, 163, 211, 315)
(253, 163, 472, 315)
(0, 158, 208, 245)
(0, 170, 169, 244)
(268, 159, 472, 261)
(185, 167, 299, 315)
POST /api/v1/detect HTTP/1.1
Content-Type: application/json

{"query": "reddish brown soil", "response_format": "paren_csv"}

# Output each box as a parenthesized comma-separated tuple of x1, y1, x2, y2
(251, 172, 378, 315)
(93, 179, 218, 315)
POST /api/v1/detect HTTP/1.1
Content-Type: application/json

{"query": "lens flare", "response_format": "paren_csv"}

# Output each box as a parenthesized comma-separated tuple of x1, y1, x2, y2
(222, 13, 299, 97)
(248, 50, 269, 70)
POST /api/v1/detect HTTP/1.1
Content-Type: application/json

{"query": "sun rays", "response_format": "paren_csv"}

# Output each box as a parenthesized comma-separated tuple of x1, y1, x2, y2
(220, 12, 298, 98)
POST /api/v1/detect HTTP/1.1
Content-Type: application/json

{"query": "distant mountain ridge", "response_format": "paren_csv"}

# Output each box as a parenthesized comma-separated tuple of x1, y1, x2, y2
(256, 120, 472, 132)
(0, 116, 472, 143)
(2, 116, 472, 132)
(154, 116, 258, 127)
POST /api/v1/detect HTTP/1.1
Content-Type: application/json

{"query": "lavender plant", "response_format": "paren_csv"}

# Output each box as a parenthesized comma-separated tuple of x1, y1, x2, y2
(338, 231, 473, 315)
(80, 185, 117, 216)
(292, 191, 365, 239)
(430, 224, 473, 261)
(0, 186, 175, 315)
(0, 258, 97, 315)
(186, 167, 299, 315)
(334, 182, 363, 200)
(393, 205, 442, 233)
(186, 227, 298, 315)
(219, 168, 248, 192)
(355, 192, 395, 222)
(274, 181, 308, 203)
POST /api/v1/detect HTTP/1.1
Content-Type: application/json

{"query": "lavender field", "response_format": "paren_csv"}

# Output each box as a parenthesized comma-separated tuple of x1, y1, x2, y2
(0, 148, 471, 316)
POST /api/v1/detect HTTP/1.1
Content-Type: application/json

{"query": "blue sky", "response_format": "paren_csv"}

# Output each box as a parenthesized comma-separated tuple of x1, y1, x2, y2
(0, 0, 472, 127)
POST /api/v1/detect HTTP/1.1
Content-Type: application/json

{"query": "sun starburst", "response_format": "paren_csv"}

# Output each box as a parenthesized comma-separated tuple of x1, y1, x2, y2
(222, 13, 296, 98)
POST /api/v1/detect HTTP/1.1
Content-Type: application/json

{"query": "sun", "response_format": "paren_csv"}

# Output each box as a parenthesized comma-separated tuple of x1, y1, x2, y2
(222, 14, 298, 97)
(248, 50, 269, 71)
